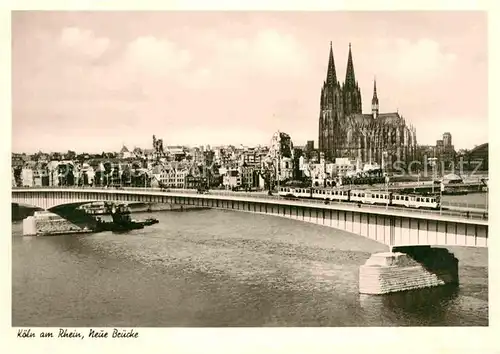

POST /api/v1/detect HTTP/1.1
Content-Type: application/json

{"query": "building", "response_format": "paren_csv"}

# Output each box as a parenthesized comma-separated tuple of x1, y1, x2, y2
(21, 167, 34, 187)
(12, 154, 25, 169)
(119, 145, 133, 159)
(278, 157, 294, 181)
(33, 168, 49, 187)
(166, 146, 186, 162)
(318, 42, 417, 169)
(334, 157, 355, 177)
(292, 148, 306, 180)
(185, 175, 207, 189)
(266, 131, 295, 182)
(443, 132, 452, 147)
(223, 169, 242, 189)
(46, 161, 60, 186)
(434, 132, 455, 171)
(308, 163, 323, 187)
(188, 147, 205, 165)
(153, 163, 189, 188)
(241, 165, 256, 190)
(240, 149, 263, 168)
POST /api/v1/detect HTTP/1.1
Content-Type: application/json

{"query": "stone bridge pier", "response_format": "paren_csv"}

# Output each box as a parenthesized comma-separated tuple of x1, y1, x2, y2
(359, 245, 459, 294)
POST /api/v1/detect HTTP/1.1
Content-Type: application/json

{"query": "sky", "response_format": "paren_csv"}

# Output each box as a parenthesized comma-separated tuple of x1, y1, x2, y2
(11, 11, 488, 154)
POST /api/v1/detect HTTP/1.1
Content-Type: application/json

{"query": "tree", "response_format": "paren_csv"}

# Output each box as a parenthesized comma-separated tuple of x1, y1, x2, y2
(66, 150, 76, 160)
(66, 165, 75, 186)
(121, 165, 132, 186)
(13, 167, 22, 187)
(103, 162, 112, 186)
(83, 171, 89, 186)
(58, 163, 75, 186)
(77, 170, 89, 186)
(111, 165, 121, 186)
(94, 166, 103, 186)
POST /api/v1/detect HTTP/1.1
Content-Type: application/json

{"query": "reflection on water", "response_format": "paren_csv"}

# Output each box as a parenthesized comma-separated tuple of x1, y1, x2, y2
(12, 209, 488, 327)
(359, 285, 463, 326)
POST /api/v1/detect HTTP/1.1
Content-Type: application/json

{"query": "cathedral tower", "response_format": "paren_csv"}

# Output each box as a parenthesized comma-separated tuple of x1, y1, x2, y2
(342, 43, 362, 117)
(318, 42, 343, 160)
(371, 77, 379, 119)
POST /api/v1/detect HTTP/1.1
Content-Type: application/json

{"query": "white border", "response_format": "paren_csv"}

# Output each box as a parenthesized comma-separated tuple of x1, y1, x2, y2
(1, 1, 498, 353)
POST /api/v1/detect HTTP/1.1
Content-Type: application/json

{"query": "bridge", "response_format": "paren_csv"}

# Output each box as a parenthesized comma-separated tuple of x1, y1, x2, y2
(12, 186, 489, 295)
(12, 187, 488, 249)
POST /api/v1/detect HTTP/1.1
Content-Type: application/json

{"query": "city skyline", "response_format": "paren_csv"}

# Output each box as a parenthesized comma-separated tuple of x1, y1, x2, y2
(12, 11, 487, 154)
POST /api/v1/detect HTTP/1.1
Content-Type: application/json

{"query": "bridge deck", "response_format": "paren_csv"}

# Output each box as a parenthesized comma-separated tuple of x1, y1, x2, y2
(12, 187, 488, 248)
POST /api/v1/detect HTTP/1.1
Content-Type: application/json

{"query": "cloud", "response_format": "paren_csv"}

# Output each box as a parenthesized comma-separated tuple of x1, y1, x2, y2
(96, 29, 310, 95)
(213, 29, 310, 77)
(122, 36, 192, 76)
(59, 27, 110, 60)
(373, 38, 457, 83)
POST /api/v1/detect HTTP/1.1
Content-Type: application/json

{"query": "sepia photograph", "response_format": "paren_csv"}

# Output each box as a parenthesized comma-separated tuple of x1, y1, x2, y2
(10, 10, 488, 329)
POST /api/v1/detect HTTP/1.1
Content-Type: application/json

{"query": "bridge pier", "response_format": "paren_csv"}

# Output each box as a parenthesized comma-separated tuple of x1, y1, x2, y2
(359, 246, 459, 295)
(22, 211, 95, 236)
(22, 216, 37, 236)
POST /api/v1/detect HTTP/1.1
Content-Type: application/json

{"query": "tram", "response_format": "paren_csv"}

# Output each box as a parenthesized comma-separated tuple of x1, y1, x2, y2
(278, 187, 440, 209)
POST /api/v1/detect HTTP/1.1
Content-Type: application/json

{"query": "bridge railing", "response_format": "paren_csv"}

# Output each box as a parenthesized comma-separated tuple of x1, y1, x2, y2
(441, 201, 488, 209)
(12, 186, 488, 220)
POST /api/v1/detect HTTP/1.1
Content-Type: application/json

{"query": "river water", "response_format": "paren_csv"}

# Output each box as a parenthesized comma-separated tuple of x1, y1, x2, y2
(12, 208, 488, 327)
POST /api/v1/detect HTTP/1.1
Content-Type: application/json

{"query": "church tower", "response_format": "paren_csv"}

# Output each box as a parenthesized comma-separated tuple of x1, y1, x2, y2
(316, 41, 416, 168)
(318, 42, 343, 161)
(371, 77, 379, 119)
(342, 43, 362, 117)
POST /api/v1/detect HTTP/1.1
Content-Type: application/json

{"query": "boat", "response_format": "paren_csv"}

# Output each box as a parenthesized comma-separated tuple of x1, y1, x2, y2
(95, 220, 144, 233)
(95, 213, 145, 233)
(94, 204, 158, 233)
(442, 187, 469, 196)
(79, 201, 107, 215)
(143, 218, 159, 226)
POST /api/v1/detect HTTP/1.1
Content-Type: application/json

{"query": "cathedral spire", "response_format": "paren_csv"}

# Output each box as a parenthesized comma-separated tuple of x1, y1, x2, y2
(326, 41, 337, 86)
(372, 76, 379, 118)
(345, 42, 356, 88)
(342, 42, 362, 116)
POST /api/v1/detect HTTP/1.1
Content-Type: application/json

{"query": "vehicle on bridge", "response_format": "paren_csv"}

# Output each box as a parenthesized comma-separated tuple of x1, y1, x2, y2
(197, 187, 209, 194)
(278, 187, 440, 209)
(312, 188, 350, 201)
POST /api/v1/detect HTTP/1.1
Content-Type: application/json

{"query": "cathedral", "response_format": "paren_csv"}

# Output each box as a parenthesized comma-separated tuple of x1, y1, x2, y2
(318, 42, 418, 170)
